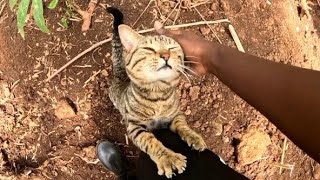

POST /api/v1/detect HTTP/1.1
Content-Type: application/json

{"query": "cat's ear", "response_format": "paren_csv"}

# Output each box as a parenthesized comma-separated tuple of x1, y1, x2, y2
(118, 25, 143, 51)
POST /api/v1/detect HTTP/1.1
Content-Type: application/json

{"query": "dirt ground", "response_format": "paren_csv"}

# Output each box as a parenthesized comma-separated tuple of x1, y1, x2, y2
(1, 0, 320, 179)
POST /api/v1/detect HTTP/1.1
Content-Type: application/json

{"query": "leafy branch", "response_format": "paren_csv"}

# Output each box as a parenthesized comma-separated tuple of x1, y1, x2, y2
(10, 0, 59, 39)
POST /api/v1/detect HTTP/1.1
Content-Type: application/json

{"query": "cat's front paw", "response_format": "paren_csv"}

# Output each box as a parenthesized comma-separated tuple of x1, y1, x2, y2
(183, 132, 207, 151)
(155, 151, 187, 178)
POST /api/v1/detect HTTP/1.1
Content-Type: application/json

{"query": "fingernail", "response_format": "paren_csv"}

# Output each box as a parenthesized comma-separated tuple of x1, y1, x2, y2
(154, 21, 165, 34)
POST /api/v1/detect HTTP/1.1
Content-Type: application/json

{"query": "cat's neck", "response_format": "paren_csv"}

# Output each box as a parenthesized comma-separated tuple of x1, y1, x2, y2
(131, 81, 175, 97)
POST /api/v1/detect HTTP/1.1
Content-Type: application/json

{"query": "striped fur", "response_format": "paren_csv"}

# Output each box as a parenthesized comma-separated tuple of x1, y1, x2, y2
(107, 8, 207, 178)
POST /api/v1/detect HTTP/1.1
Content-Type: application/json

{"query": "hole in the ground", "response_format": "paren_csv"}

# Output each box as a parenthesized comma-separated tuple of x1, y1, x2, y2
(231, 138, 241, 162)
(297, 6, 302, 17)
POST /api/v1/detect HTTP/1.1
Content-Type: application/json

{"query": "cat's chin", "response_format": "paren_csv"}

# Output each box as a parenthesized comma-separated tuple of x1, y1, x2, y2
(155, 68, 179, 81)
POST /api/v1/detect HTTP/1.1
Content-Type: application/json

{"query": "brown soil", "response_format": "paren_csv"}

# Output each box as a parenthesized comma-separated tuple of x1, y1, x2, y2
(1, 0, 320, 179)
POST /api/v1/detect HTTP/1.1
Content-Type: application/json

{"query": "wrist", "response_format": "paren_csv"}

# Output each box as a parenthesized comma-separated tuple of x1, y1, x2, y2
(200, 42, 221, 75)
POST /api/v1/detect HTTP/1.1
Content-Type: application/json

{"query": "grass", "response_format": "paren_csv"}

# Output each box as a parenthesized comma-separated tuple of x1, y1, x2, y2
(10, 0, 59, 39)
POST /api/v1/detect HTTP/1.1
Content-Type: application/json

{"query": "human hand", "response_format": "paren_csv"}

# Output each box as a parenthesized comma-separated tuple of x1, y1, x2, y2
(154, 21, 215, 76)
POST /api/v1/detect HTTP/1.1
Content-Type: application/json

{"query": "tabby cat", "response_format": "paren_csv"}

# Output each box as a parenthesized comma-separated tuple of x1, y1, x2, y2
(107, 7, 207, 178)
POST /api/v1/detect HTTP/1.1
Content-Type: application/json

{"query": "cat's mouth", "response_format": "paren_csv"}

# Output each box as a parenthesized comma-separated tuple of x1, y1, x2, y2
(157, 64, 172, 71)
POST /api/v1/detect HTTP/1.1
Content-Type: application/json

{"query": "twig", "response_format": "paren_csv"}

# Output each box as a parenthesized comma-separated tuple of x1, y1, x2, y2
(270, 163, 294, 169)
(194, 7, 222, 44)
(72, 0, 98, 31)
(125, 134, 129, 145)
(279, 137, 288, 174)
(45, 19, 229, 82)
(228, 24, 245, 52)
(0, 2, 6, 17)
(83, 70, 101, 88)
(163, 0, 182, 24)
(173, 0, 183, 25)
(132, 0, 154, 28)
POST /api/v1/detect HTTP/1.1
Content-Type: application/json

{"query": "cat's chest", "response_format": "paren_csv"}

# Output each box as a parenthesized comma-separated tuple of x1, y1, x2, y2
(152, 103, 173, 119)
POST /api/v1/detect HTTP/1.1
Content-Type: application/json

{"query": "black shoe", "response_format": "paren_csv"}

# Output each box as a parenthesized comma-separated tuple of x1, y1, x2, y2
(96, 140, 128, 177)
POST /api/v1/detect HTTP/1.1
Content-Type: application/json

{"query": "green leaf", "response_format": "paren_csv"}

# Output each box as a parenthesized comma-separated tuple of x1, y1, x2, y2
(17, 0, 30, 39)
(9, 0, 18, 10)
(32, 0, 50, 33)
(48, 0, 59, 9)
(60, 17, 69, 28)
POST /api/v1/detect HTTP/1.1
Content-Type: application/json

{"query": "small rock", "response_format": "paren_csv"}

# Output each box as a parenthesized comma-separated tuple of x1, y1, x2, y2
(101, 69, 109, 77)
(189, 86, 200, 101)
(237, 129, 271, 165)
(213, 103, 219, 109)
(54, 98, 77, 119)
(210, 2, 218, 11)
(314, 164, 320, 179)
(194, 121, 202, 128)
(223, 136, 230, 143)
(0, 81, 14, 103)
(212, 116, 223, 136)
(185, 109, 191, 115)
(83, 146, 96, 160)
(200, 26, 210, 35)
(224, 124, 231, 132)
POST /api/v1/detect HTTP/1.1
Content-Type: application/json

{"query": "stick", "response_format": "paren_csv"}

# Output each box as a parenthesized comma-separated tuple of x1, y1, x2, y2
(132, 0, 154, 28)
(0, 2, 6, 17)
(279, 137, 288, 174)
(194, 7, 222, 44)
(83, 70, 101, 88)
(163, 0, 182, 24)
(270, 163, 294, 169)
(228, 24, 245, 52)
(172, 1, 183, 25)
(45, 19, 229, 82)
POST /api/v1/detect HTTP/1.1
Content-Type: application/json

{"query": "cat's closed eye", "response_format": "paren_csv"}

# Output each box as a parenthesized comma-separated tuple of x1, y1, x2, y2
(168, 46, 180, 51)
(141, 47, 156, 53)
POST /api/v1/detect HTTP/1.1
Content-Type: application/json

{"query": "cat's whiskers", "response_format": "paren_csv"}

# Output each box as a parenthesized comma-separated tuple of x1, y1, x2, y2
(178, 64, 198, 76)
(184, 61, 200, 64)
(177, 67, 191, 83)
(185, 55, 201, 59)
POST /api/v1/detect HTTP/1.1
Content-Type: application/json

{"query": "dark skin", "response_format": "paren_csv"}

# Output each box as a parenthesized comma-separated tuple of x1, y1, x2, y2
(154, 21, 320, 163)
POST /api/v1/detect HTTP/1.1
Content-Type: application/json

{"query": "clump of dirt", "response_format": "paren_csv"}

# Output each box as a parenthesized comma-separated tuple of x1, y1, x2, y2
(54, 98, 77, 119)
(237, 128, 271, 165)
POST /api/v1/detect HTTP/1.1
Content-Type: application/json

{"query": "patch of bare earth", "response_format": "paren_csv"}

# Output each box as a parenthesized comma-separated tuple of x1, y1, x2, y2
(0, 0, 319, 180)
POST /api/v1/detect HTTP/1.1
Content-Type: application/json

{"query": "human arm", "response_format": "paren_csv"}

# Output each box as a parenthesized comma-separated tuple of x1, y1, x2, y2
(155, 22, 320, 162)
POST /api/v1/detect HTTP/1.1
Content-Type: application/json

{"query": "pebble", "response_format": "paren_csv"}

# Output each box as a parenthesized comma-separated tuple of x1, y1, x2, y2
(213, 103, 219, 109)
(210, 2, 218, 11)
(0, 81, 14, 103)
(212, 116, 223, 136)
(223, 136, 230, 143)
(189, 86, 201, 101)
(224, 124, 232, 132)
(185, 109, 191, 115)
(194, 121, 202, 128)
(54, 98, 77, 119)
(200, 26, 210, 35)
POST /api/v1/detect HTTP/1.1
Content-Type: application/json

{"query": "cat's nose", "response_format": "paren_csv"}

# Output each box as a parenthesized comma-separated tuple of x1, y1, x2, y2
(160, 53, 170, 61)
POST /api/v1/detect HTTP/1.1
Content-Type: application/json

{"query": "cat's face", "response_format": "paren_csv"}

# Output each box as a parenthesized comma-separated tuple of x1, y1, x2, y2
(118, 25, 184, 86)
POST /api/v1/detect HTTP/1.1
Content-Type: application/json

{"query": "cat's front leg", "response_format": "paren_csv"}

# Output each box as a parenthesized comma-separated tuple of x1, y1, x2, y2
(170, 114, 207, 151)
(127, 121, 187, 178)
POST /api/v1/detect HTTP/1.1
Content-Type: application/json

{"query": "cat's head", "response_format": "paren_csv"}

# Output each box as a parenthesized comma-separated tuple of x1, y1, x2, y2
(118, 25, 184, 87)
